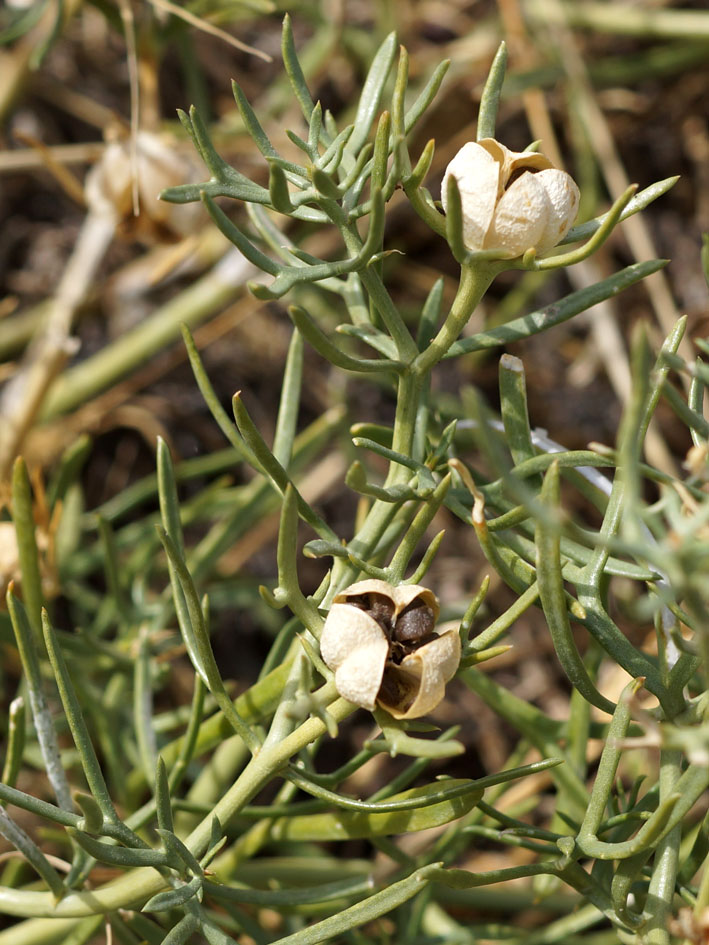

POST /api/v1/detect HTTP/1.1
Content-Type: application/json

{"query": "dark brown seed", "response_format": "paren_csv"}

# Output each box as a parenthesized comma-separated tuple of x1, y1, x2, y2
(345, 592, 396, 634)
(377, 668, 407, 705)
(366, 593, 395, 633)
(393, 600, 435, 644)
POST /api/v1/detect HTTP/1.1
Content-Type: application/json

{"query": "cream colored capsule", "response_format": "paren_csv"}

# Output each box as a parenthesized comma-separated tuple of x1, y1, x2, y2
(85, 130, 203, 241)
(320, 580, 460, 719)
(441, 138, 580, 259)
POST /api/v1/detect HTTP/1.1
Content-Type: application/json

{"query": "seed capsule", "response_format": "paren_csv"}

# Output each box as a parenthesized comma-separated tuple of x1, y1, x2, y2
(319, 579, 460, 719)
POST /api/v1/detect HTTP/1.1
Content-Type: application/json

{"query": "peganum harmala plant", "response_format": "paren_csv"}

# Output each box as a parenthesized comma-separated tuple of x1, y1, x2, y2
(1, 16, 707, 945)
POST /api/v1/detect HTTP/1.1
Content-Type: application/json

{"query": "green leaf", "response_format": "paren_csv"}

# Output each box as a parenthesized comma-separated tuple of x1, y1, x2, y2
(281, 13, 315, 121)
(262, 864, 441, 945)
(336, 323, 398, 359)
(204, 873, 372, 908)
(41, 611, 138, 840)
(404, 60, 450, 135)
(0, 807, 66, 899)
(445, 260, 668, 358)
(156, 527, 261, 753)
(155, 757, 174, 834)
(289, 305, 403, 374)
(143, 877, 202, 913)
(348, 31, 398, 155)
(159, 915, 200, 945)
(6, 604, 70, 817)
(1, 696, 25, 788)
(268, 161, 295, 212)
(535, 462, 616, 714)
(11, 457, 45, 642)
(477, 42, 507, 140)
(201, 193, 279, 275)
(231, 392, 337, 542)
(74, 792, 103, 834)
(267, 781, 482, 841)
(69, 830, 171, 868)
(561, 177, 678, 245)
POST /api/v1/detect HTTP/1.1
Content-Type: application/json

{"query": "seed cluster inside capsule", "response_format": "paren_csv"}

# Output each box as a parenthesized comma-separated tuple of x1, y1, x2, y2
(347, 591, 436, 663)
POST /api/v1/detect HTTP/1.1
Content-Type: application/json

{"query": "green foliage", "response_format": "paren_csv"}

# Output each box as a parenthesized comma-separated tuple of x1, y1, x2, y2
(1, 13, 707, 945)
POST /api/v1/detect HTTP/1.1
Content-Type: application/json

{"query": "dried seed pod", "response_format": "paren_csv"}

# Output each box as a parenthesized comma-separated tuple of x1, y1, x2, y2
(85, 130, 203, 242)
(320, 580, 459, 719)
(441, 138, 580, 259)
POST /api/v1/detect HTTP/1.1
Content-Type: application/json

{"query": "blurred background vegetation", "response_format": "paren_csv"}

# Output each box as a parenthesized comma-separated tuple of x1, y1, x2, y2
(0, 0, 708, 939)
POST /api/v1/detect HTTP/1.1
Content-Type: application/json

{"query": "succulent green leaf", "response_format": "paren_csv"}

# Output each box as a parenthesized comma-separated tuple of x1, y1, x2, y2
(69, 830, 171, 868)
(404, 60, 450, 134)
(288, 305, 402, 374)
(561, 177, 678, 246)
(11, 457, 45, 642)
(74, 792, 103, 834)
(159, 914, 200, 945)
(0, 807, 66, 899)
(143, 877, 202, 913)
(231, 80, 279, 161)
(348, 31, 397, 156)
(268, 161, 295, 212)
(1, 697, 25, 788)
(536, 463, 616, 714)
(445, 260, 668, 357)
(336, 323, 398, 359)
(281, 14, 315, 121)
(200, 193, 279, 275)
(267, 780, 482, 840)
(307, 100, 323, 154)
(318, 124, 355, 172)
(477, 42, 507, 140)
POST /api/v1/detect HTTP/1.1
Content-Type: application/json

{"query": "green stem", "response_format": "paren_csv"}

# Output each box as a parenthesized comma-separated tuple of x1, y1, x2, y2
(643, 750, 682, 943)
(413, 263, 497, 376)
(328, 369, 423, 597)
(0, 684, 354, 924)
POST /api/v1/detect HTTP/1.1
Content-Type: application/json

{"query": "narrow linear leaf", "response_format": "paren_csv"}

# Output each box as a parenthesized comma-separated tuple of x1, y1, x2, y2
(69, 829, 171, 868)
(6, 592, 73, 812)
(74, 792, 103, 834)
(275, 485, 325, 631)
(201, 193, 279, 276)
(404, 60, 450, 134)
(179, 328, 258, 466)
(155, 757, 174, 834)
(268, 781, 482, 840)
(535, 463, 616, 714)
(2, 697, 25, 788)
(143, 877, 202, 913)
(41, 610, 136, 836)
(348, 31, 397, 155)
(477, 42, 507, 140)
(444, 174, 467, 264)
(232, 392, 338, 542)
(0, 806, 66, 898)
(561, 177, 678, 245)
(281, 14, 315, 121)
(157, 528, 260, 753)
(11, 457, 45, 642)
(289, 305, 402, 374)
(204, 873, 373, 907)
(272, 328, 304, 468)
(445, 260, 668, 358)
(265, 864, 440, 945)
(159, 914, 200, 945)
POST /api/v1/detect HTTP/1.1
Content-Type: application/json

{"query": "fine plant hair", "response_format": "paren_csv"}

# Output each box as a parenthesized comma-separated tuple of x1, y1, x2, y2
(1, 18, 708, 945)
